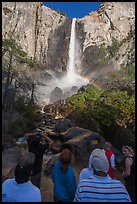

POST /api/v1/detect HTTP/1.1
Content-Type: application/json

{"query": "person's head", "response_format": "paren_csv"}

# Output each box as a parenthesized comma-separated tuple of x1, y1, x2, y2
(122, 145, 134, 157)
(60, 148, 72, 172)
(104, 142, 112, 150)
(15, 152, 35, 184)
(91, 148, 109, 177)
(27, 133, 42, 146)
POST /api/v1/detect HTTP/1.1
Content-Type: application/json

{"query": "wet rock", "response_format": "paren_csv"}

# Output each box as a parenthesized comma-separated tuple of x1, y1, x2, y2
(50, 87, 64, 103)
(54, 118, 75, 133)
(70, 86, 78, 93)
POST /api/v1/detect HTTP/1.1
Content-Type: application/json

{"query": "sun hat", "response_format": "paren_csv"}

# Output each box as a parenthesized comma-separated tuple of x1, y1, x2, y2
(91, 148, 109, 173)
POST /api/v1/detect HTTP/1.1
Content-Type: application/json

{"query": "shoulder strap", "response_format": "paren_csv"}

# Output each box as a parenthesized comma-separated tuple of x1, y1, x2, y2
(126, 156, 133, 164)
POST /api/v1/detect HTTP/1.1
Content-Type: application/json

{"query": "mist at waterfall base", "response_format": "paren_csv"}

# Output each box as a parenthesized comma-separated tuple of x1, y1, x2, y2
(35, 18, 89, 106)
(35, 18, 116, 106)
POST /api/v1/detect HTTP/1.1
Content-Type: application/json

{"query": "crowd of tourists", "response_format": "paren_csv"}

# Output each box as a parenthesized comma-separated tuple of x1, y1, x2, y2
(2, 133, 135, 202)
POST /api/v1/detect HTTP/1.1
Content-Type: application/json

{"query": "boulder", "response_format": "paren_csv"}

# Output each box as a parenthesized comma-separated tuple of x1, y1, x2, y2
(54, 118, 75, 133)
(63, 129, 105, 158)
(59, 127, 88, 142)
(2, 146, 22, 178)
(50, 87, 64, 103)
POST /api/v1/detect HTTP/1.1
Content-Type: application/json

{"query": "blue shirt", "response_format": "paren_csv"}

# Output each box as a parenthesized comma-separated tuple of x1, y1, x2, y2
(77, 153, 93, 185)
(2, 178, 41, 202)
(51, 159, 76, 202)
(74, 174, 131, 202)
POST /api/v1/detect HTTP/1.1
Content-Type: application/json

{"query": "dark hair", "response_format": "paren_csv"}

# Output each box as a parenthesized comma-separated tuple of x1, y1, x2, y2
(15, 163, 33, 184)
(15, 152, 35, 184)
(60, 149, 72, 172)
(27, 133, 42, 146)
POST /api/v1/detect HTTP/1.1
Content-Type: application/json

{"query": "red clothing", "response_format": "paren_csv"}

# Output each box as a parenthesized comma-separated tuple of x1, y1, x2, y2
(104, 148, 116, 179)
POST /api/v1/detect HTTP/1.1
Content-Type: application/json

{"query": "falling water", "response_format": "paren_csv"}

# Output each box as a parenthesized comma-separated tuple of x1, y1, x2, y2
(67, 18, 76, 81)
(66, 18, 88, 87)
(35, 18, 89, 105)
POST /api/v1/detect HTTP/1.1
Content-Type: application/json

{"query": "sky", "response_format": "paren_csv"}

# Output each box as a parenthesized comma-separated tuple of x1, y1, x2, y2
(43, 2, 102, 18)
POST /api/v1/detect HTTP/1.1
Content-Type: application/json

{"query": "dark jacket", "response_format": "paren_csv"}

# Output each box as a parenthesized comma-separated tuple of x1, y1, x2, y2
(27, 135, 49, 175)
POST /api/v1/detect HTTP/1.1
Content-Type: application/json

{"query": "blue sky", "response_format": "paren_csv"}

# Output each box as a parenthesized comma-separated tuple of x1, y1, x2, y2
(43, 2, 102, 18)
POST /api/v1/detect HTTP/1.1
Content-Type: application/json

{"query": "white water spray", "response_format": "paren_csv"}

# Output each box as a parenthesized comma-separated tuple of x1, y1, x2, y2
(35, 18, 89, 105)
(66, 18, 88, 87)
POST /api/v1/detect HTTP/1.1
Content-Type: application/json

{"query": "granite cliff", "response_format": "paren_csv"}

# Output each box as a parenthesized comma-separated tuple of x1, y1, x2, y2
(2, 2, 135, 75)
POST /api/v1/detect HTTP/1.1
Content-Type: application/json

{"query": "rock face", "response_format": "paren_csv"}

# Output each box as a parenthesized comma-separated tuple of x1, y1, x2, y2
(2, 2, 70, 71)
(77, 2, 135, 76)
(2, 2, 135, 79)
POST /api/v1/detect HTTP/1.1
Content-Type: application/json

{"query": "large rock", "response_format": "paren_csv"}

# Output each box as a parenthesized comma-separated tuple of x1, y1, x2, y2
(2, 146, 22, 178)
(50, 87, 64, 103)
(60, 127, 88, 142)
(62, 128, 105, 158)
(54, 118, 75, 133)
(2, 111, 28, 138)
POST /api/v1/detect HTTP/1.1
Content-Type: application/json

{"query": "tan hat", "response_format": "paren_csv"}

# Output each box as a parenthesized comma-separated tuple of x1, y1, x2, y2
(91, 148, 109, 173)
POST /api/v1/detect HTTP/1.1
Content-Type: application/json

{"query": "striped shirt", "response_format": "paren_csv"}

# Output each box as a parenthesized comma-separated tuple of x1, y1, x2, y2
(74, 174, 131, 202)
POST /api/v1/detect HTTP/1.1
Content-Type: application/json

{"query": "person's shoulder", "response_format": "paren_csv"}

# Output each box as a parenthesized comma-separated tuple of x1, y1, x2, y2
(2, 178, 14, 185)
(110, 178, 125, 186)
(29, 182, 41, 193)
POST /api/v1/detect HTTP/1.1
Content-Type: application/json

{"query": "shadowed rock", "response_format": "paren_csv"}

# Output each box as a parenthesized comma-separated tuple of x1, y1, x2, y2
(63, 128, 105, 158)
(59, 127, 88, 142)
(2, 146, 22, 178)
(54, 118, 75, 133)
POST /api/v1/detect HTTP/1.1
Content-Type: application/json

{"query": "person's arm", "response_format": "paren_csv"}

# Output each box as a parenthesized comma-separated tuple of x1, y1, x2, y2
(38, 140, 49, 155)
(73, 185, 82, 202)
(67, 168, 76, 200)
(122, 157, 132, 178)
(110, 154, 116, 169)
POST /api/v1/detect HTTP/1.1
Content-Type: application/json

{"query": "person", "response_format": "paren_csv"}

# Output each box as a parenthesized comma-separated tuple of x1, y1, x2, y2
(26, 132, 52, 189)
(51, 148, 76, 202)
(77, 153, 93, 185)
(122, 145, 135, 202)
(74, 148, 131, 202)
(103, 141, 116, 179)
(2, 152, 41, 202)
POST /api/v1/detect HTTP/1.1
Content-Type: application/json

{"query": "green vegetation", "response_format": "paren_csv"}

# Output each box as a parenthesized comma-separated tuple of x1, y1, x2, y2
(66, 87, 135, 147)
(2, 36, 38, 135)
(2, 37, 34, 67)
(14, 96, 38, 128)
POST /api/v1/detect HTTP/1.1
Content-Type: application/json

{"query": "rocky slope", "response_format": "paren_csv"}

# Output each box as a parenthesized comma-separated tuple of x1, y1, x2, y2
(2, 2, 135, 74)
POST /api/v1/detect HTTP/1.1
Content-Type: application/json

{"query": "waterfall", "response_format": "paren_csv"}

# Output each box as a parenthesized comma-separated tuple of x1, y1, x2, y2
(66, 18, 88, 87)
(67, 18, 76, 77)
(35, 18, 89, 105)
